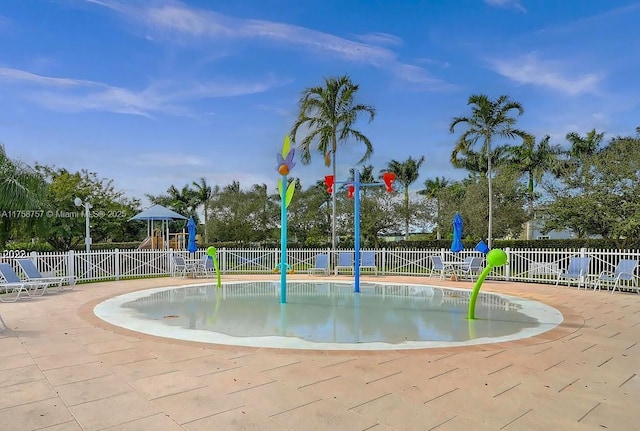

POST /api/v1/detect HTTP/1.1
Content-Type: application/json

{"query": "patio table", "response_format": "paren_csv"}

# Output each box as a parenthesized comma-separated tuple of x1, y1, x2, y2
(442, 261, 466, 279)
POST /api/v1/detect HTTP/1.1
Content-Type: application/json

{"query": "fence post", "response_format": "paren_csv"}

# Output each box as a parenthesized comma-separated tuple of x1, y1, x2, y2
(29, 251, 37, 263)
(505, 247, 511, 281)
(381, 248, 387, 276)
(221, 248, 226, 274)
(168, 249, 174, 276)
(68, 250, 76, 285)
(115, 249, 120, 281)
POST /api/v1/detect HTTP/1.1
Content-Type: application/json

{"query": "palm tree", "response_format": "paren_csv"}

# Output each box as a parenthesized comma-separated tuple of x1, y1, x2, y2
(0, 144, 47, 247)
(290, 74, 376, 249)
(192, 177, 213, 242)
(384, 156, 425, 240)
(0, 144, 46, 210)
(566, 129, 603, 158)
(554, 129, 604, 185)
(418, 177, 449, 239)
(507, 135, 561, 239)
(348, 164, 376, 198)
(450, 94, 530, 248)
(451, 146, 513, 176)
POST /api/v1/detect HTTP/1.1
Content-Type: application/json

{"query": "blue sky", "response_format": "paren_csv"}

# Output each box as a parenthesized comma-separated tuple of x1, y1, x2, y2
(1, 0, 639, 203)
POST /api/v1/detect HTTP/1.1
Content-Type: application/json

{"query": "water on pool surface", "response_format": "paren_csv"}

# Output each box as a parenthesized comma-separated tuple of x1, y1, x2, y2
(95, 281, 563, 349)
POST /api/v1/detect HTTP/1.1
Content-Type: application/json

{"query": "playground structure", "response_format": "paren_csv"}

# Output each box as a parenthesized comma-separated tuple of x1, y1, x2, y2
(137, 231, 190, 250)
(130, 204, 193, 251)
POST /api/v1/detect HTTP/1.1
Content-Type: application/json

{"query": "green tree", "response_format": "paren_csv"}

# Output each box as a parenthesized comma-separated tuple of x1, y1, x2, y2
(0, 144, 47, 247)
(507, 135, 561, 239)
(384, 156, 425, 240)
(287, 180, 331, 246)
(450, 94, 531, 247)
(35, 167, 141, 250)
(192, 177, 213, 242)
(290, 74, 376, 250)
(543, 130, 640, 245)
(438, 174, 527, 241)
(418, 177, 449, 239)
(207, 181, 278, 244)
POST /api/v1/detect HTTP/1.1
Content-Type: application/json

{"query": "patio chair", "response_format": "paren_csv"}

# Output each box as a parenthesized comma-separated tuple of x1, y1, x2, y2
(555, 257, 591, 289)
(429, 256, 450, 279)
(334, 252, 354, 276)
(592, 259, 639, 293)
(196, 255, 215, 277)
(308, 254, 329, 275)
(359, 251, 378, 275)
(16, 259, 71, 292)
(458, 256, 483, 282)
(172, 256, 197, 277)
(0, 263, 41, 300)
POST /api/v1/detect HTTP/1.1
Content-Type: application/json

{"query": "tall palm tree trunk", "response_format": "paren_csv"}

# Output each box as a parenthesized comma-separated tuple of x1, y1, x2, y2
(404, 188, 410, 240)
(487, 151, 493, 249)
(203, 202, 209, 243)
(331, 140, 337, 251)
(526, 173, 534, 240)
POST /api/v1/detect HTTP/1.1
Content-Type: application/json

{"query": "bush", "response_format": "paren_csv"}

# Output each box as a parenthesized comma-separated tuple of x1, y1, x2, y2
(4, 242, 54, 252)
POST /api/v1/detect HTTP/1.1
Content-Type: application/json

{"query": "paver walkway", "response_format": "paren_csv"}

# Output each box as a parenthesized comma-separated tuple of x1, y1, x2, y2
(0, 275, 638, 430)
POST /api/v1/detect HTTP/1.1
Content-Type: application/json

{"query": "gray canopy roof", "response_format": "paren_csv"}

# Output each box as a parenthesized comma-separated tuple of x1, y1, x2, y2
(129, 204, 187, 221)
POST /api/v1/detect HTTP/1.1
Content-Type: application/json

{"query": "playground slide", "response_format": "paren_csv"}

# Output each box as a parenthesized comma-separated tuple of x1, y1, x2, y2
(138, 236, 153, 250)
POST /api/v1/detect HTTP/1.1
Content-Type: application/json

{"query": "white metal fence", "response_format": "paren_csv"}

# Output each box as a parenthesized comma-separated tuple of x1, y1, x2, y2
(1, 247, 639, 289)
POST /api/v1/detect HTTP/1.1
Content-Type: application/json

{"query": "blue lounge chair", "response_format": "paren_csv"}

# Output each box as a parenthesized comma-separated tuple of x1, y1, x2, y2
(359, 251, 378, 275)
(593, 259, 638, 293)
(555, 257, 591, 289)
(0, 263, 40, 300)
(334, 252, 354, 275)
(17, 259, 71, 291)
(308, 254, 329, 275)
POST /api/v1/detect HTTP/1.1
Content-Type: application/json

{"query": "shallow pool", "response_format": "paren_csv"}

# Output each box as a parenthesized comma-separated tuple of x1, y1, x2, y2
(94, 281, 563, 350)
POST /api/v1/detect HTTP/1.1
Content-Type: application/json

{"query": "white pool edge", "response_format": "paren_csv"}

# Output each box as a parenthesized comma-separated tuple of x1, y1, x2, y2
(94, 281, 564, 351)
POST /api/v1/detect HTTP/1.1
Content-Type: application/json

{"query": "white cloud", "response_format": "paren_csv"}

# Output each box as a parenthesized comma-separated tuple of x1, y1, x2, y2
(489, 53, 602, 95)
(353, 32, 403, 47)
(392, 64, 458, 90)
(484, 0, 526, 12)
(0, 66, 282, 116)
(85, 0, 449, 89)
(0, 67, 101, 88)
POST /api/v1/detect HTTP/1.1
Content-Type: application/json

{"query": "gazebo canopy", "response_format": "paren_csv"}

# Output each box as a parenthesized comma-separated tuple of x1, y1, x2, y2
(129, 204, 187, 221)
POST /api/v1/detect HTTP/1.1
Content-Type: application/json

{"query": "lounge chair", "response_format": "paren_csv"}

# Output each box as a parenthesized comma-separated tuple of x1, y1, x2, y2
(172, 256, 197, 277)
(308, 254, 329, 275)
(592, 259, 639, 293)
(359, 251, 378, 275)
(334, 252, 354, 276)
(0, 263, 41, 300)
(555, 257, 591, 289)
(458, 256, 483, 282)
(16, 259, 71, 292)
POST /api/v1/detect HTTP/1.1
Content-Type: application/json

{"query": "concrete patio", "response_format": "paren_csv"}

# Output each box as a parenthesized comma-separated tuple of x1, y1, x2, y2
(0, 275, 638, 430)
